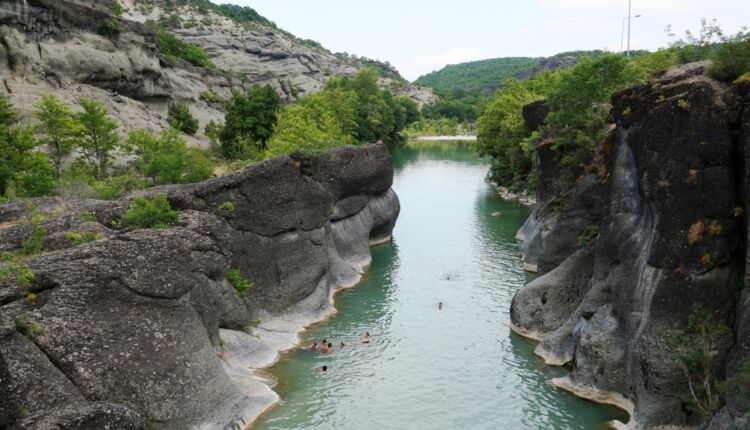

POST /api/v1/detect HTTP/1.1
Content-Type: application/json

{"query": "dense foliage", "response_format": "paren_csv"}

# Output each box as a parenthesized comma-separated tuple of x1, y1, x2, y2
(415, 52, 598, 95)
(0, 94, 215, 202)
(477, 72, 558, 186)
(476, 24, 750, 190)
(118, 194, 179, 229)
(127, 129, 213, 184)
(0, 97, 55, 199)
(167, 101, 199, 135)
(156, 30, 215, 69)
(265, 68, 419, 156)
(220, 85, 281, 159)
(416, 57, 543, 95)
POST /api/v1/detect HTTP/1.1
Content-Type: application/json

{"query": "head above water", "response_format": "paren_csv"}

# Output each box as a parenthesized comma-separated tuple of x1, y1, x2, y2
(328, 342, 332, 348)
(322, 365, 328, 372)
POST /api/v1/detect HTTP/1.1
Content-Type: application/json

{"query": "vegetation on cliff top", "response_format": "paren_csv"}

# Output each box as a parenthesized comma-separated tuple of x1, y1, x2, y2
(477, 22, 750, 189)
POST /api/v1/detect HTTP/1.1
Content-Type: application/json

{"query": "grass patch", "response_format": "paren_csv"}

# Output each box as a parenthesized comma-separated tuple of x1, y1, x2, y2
(227, 269, 253, 297)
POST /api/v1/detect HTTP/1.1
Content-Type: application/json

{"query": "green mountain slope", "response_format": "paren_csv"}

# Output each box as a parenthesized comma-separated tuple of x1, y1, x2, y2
(416, 51, 601, 95)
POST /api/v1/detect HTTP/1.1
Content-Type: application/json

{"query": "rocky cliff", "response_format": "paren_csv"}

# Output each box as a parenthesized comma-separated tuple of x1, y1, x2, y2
(0, 143, 400, 429)
(0, 0, 434, 147)
(511, 63, 750, 429)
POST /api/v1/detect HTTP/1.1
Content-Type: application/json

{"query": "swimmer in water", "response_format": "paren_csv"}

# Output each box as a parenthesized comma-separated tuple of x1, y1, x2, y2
(309, 341, 318, 350)
(319, 339, 328, 352)
(326, 342, 333, 353)
(361, 332, 370, 344)
(339, 341, 345, 349)
(321, 365, 328, 374)
(438, 302, 443, 310)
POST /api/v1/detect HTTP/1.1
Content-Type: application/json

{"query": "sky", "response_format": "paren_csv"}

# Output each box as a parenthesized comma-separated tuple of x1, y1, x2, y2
(220, 0, 749, 81)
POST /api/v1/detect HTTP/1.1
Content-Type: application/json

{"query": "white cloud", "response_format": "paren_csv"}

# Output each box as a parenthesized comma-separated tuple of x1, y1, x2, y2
(396, 47, 487, 81)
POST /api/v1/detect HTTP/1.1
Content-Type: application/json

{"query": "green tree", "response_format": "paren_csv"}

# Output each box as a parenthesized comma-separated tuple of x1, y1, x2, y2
(128, 128, 213, 184)
(546, 54, 631, 175)
(34, 94, 80, 179)
(220, 85, 280, 159)
(167, 101, 199, 135)
(477, 72, 558, 185)
(265, 105, 351, 157)
(0, 96, 54, 198)
(76, 99, 122, 179)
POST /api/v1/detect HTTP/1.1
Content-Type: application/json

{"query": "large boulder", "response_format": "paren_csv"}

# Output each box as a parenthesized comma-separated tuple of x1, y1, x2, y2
(0, 144, 400, 429)
(512, 64, 748, 428)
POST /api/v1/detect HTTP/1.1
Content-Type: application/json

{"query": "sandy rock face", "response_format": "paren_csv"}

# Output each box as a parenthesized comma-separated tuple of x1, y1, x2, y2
(0, 144, 400, 429)
(511, 63, 750, 428)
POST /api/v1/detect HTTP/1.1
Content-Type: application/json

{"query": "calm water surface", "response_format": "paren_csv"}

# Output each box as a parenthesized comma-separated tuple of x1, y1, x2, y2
(254, 141, 627, 430)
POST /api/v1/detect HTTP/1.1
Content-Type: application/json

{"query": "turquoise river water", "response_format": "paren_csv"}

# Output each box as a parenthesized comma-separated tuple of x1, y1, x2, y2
(254, 141, 628, 429)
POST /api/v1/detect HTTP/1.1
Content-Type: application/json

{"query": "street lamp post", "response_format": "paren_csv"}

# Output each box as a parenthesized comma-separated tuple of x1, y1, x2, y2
(620, 12, 642, 55)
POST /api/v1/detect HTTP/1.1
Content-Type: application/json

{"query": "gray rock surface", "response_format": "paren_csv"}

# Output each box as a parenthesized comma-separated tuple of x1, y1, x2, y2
(0, 144, 400, 429)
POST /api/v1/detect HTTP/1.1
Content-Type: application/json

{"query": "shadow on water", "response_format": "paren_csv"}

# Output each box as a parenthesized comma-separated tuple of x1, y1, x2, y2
(254, 140, 628, 430)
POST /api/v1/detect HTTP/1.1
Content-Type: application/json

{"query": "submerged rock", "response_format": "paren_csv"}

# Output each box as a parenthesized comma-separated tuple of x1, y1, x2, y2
(0, 144, 400, 429)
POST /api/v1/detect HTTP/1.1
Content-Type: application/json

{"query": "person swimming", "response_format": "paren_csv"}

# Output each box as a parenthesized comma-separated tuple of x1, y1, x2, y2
(319, 339, 328, 352)
(339, 341, 345, 349)
(309, 341, 318, 350)
(326, 342, 333, 353)
(361, 332, 370, 344)
(438, 302, 443, 310)
(321, 365, 328, 374)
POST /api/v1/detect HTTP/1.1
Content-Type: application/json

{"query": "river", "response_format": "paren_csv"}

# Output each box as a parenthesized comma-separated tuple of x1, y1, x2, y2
(253, 141, 627, 429)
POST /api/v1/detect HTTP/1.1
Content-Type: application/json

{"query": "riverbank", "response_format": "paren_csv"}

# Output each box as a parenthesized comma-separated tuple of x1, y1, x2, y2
(414, 135, 477, 141)
(218, 235, 390, 429)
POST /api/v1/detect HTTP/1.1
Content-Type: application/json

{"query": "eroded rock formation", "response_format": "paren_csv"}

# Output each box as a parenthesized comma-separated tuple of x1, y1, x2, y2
(511, 63, 750, 428)
(0, 144, 400, 429)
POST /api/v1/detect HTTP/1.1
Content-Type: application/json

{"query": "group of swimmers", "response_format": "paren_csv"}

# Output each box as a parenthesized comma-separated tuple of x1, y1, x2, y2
(309, 332, 370, 353)
(311, 332, 371, 373)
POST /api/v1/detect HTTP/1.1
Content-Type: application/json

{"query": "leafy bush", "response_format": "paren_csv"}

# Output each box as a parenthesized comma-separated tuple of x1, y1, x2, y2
(64, 231, 104, 246)
(92, 170, 149, 200)
(218, 201, 235, 212)
(111, 0, 122, 16)
(18, 205, 47, 257)
(100, 19, 121, 35)
(156, 31, 215, 69)
(265, 105, 350, 157)
(167, 102, 199, 135)
(0, 261, 34, 289)
(668, 305, 730, 417)
(118, 194, 179, 229)
(227, 269, 253, 297)
(15, 312, 43, 340)
(709, 28, 750, 82)
(127, 129, 213, 184)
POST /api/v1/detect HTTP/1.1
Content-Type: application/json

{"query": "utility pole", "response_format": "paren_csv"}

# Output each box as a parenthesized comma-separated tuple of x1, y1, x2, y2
(621, 13, 642, 54)
(627, 0, 632, 56)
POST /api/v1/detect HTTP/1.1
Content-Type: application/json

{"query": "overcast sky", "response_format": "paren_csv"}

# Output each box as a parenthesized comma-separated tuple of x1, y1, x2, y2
(220, 1, 749, 81)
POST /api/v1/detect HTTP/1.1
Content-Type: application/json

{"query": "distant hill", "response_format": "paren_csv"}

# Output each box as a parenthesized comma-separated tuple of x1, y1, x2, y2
(415, 51, 602, 95)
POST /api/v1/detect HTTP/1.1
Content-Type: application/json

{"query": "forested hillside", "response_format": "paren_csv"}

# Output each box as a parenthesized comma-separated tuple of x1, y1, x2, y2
(415, 51, 599, 95)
